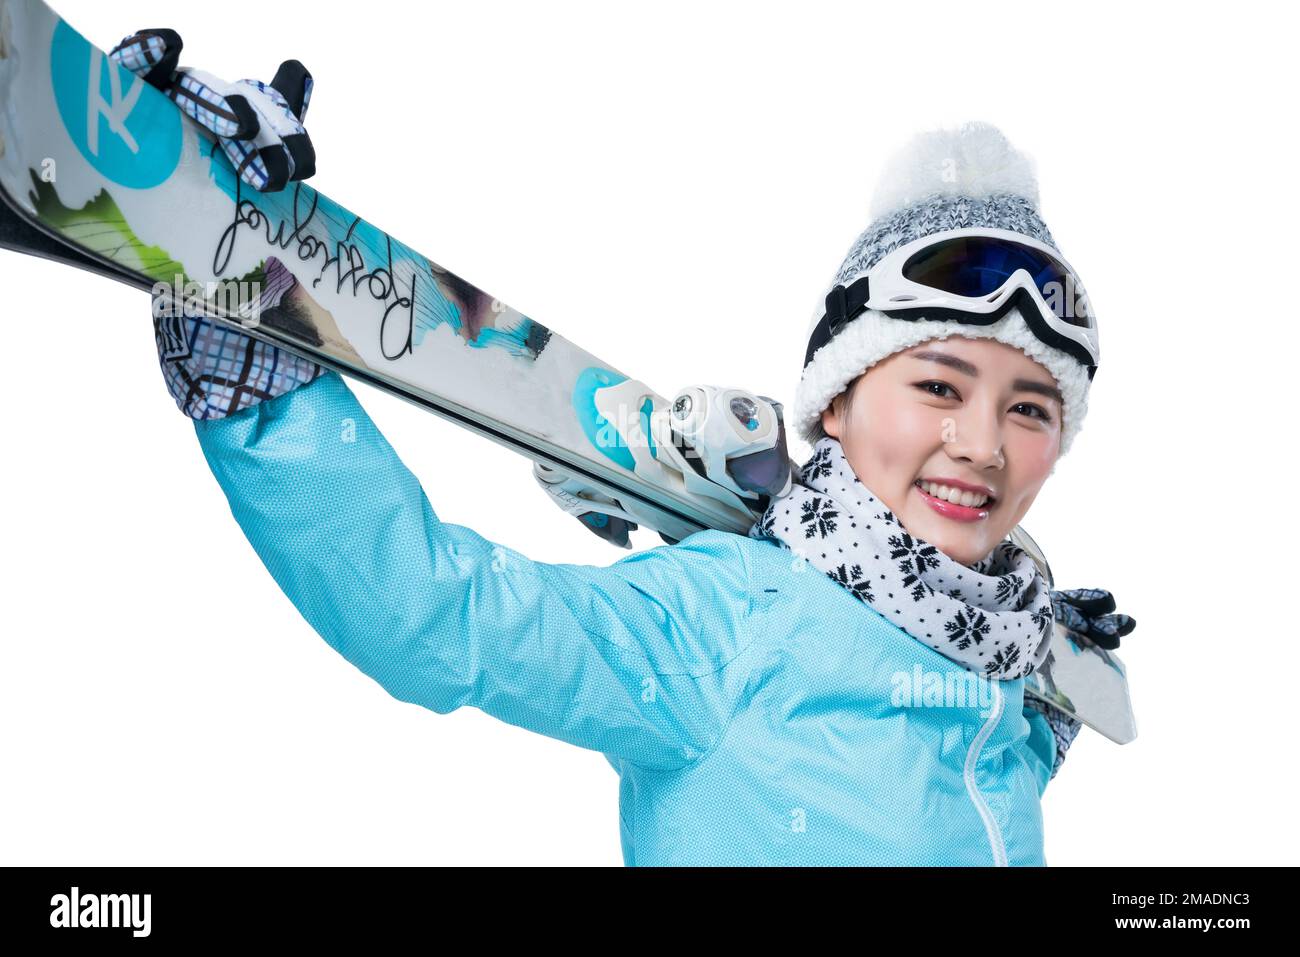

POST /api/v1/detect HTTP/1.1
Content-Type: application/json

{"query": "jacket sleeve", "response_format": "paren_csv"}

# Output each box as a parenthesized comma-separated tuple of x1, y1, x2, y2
(189, 369, 757, 772)
(1020, 694, 1084, 796)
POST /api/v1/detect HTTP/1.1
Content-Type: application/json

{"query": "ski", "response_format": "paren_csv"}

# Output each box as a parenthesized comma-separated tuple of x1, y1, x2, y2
(0, 0, 1134, 744)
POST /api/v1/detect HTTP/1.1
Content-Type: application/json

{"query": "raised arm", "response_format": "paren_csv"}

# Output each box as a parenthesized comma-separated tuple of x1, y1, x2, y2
(119, 27, 760, 773)
(191, 371, 757, 771)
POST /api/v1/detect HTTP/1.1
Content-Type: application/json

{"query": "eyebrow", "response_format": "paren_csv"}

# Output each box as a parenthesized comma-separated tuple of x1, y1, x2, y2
(909, 351, 1064, 406)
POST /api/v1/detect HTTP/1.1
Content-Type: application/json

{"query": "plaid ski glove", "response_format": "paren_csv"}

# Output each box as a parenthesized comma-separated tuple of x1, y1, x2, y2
(152, 285, 322, 421)
(1028, 586, 1137, 779)
(114, 26, 325, 417)
(109, 28, 315, 192)
(1051, 587, 1137, 651)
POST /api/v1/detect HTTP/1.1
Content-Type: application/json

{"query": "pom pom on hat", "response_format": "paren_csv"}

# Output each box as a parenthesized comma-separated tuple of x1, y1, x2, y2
(869, 121, 1042, 220)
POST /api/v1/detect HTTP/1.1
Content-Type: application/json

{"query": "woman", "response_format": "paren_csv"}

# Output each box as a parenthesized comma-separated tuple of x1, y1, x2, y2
(119, 33, 1130, 866)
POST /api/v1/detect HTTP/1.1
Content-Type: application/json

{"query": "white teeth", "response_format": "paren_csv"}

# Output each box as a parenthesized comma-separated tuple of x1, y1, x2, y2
(920, 480, 989, 508)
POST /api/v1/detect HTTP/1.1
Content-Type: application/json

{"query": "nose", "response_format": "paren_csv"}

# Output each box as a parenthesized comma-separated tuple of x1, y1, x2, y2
(944, 403, 1005, 470)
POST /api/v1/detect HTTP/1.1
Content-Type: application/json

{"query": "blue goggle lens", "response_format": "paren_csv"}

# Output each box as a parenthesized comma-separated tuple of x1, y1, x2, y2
(902, 237, 1090, 328)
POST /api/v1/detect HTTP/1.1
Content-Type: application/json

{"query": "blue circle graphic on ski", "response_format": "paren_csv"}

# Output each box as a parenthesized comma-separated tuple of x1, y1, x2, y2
(50, 21, 182, 189)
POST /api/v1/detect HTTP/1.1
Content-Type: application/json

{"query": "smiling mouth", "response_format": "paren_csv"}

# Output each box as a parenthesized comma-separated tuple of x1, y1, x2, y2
(914, 479, 997, 510)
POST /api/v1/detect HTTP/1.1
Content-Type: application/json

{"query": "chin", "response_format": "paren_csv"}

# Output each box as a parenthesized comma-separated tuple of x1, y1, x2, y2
(906, 515, 988, 567)
(933, 539, 978, 566)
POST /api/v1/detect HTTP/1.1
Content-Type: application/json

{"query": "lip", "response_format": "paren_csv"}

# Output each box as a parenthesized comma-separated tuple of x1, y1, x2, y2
(918, 476, 997, 499)
(914, 479, 995, 522)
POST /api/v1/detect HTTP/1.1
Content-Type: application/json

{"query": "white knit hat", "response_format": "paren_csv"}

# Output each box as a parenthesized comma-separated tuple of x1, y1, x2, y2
(791, 121, 1095, 459)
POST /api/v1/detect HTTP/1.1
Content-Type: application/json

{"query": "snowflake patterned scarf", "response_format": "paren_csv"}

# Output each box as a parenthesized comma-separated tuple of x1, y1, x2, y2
(748, 436, 1054, 681)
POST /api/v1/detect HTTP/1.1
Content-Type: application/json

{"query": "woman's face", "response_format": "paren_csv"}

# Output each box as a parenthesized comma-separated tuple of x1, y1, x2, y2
(820, 336, 1062, 567)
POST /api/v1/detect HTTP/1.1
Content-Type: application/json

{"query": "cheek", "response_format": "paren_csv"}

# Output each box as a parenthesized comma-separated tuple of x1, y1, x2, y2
(1005, 429, 1058, 500)
(843, 391, 944, 486)
(1022, 425, 1060, 472)
(871, 397, 949, 464)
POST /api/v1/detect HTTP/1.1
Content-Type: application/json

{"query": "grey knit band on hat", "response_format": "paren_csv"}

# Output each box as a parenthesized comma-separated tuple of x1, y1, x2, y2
(791, 122, 1094, 460)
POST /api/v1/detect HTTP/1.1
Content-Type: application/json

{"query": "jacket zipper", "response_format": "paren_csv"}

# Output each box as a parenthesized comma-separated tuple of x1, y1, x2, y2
(964, 680, 1008, 866)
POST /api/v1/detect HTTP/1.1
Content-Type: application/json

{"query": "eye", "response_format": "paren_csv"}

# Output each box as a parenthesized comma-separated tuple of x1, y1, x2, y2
(1012, 402, 1051, 422)
(915, 380, 958, 400)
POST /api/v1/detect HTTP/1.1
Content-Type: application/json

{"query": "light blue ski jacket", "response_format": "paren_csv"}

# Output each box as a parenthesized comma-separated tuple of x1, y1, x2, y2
(192, 370, 1064, 866)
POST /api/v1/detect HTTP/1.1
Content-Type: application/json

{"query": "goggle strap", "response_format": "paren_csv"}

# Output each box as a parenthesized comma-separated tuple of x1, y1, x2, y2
(803, 275, 871, 368)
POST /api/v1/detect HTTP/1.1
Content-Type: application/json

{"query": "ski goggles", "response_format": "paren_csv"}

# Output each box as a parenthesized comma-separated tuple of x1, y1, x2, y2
(804, 227, 1099, 377)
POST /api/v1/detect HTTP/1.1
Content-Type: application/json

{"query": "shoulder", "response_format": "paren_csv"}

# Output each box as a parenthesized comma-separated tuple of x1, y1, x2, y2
(646, 530, 874, 631)
(604, 528, 756, 603)
(611, 528, 813, 594)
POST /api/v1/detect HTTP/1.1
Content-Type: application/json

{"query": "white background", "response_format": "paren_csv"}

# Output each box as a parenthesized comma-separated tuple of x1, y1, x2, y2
(2, 0, 1295, 866)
